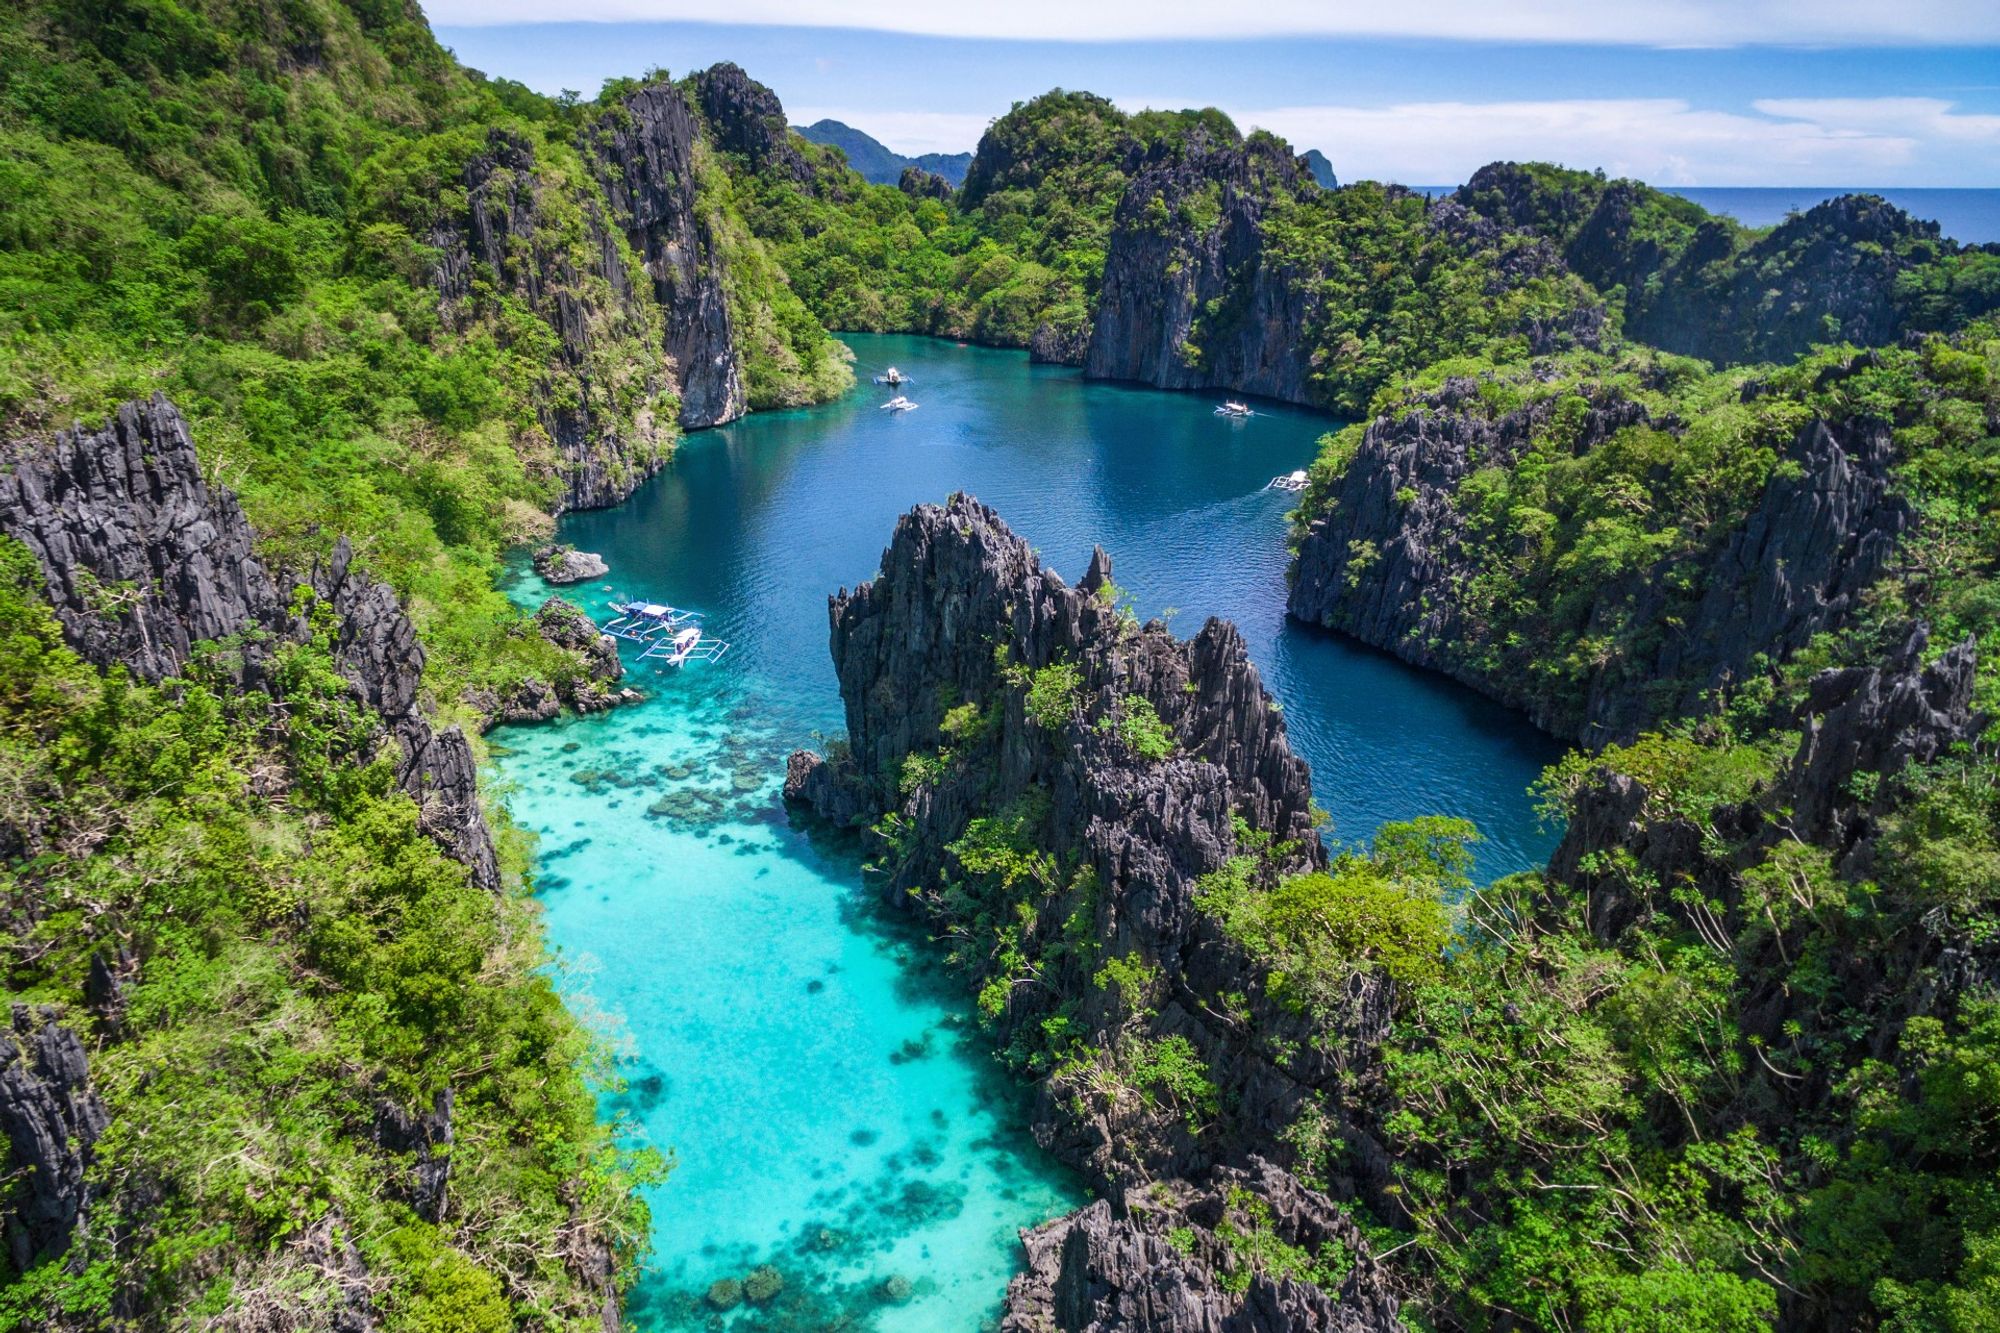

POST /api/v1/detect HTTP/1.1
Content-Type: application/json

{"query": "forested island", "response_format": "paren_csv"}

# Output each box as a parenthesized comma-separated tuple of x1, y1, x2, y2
(1, 1, 1996, 1331)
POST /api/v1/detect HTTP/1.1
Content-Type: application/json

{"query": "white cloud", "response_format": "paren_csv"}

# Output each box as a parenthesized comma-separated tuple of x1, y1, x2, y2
(422, 0, 2000, 46)
(787, 107, 996, 155)
(1165, 96, 2000, 186)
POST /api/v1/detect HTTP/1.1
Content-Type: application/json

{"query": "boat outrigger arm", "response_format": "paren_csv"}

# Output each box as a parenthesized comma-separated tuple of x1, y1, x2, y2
(640, 624, 731, 666)
(601, 598, 699, 641)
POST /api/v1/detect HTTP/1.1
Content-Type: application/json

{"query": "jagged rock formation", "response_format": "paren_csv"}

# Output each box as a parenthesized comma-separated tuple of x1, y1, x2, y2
(0, 394, 286, 682)
(589, 82, 747, 429)
(789, 497, 1396, 1330)
(0, 394, 500, 888)
(1288, 381, 1909, 744)
(1004, 1160, 1397, 1333)
(0, 1006, 109, 1274)
(374, 1089, 454, 1223)
(427, 127, 676, 510)
(534, 544, 610, 584)
(1085, 130, 1322, 403)
(690, 63, 810, 184)
(1456, 164, 2000, 365)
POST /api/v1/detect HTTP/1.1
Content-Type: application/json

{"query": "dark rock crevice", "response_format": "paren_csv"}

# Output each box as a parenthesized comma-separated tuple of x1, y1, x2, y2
(0, 1006, 110, 1276)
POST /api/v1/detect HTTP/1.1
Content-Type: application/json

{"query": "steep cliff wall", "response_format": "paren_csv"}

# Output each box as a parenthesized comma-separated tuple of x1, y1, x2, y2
(429, 128, 677, 511)
(0, 394, 500, 887)
(788, 496, 1399, 1330)
(1288, 376, 1910, 744)
(1085, 130, 1321, 403)
(588, 83, 747, 430)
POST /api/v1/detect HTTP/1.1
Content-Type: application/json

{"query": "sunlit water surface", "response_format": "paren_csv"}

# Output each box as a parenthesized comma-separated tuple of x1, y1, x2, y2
(493, 334, 1564, 1330)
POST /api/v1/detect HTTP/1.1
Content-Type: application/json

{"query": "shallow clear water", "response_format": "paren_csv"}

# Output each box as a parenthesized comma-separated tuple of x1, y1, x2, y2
(493, 333, 1565, 1329)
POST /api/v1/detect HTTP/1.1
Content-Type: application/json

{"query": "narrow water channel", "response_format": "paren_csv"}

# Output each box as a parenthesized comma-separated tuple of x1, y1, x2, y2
(493, 334, 1564, 1329)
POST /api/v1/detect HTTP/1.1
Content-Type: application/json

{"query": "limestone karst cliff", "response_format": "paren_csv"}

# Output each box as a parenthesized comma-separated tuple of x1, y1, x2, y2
(1288, 369, 1912, 744)
(789, 496, 1401, 1330)
(0, 394, 501, 888)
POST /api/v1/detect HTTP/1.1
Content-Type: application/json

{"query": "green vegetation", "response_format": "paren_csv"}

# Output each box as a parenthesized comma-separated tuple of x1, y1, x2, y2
(1101, 693, 1176, 760)
(1296, 328, 2000, 736)
(1457, 162, 2000, 363)
(0, 540, 659, 1325)
(1214, 1186, 1352, 1296)
(1269, 322, 2000, 1328)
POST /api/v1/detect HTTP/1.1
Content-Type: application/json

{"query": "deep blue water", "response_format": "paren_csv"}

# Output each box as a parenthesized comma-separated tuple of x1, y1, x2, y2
(492, 334, 1563, 1329)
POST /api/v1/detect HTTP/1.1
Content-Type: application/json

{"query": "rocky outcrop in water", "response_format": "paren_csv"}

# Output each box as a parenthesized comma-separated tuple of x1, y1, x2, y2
(790, 497, 1396, 1330)
(1287, 380, 1910, 744)
(589, 82, 747, 430)
(534, 543, 610, 584)
(1085, 130, 1321, 404)
(0, 395, 500, 888)
(0, 1006, 109, 1274)
(428, 128, 676, 510)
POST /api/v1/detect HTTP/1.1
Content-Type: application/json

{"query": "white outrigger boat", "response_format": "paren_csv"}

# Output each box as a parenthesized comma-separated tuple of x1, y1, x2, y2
(879, 395, 918, 412)
(1215, 400, 1255, 418)
(1266, 469, 1310, 492)
(873, 366, 910, 386)
(601, 598, 699, 642)
(640, 624, 730, 667)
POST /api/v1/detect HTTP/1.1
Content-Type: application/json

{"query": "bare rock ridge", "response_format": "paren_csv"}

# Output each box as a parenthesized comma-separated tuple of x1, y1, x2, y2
(429, 127, 676, 510)
(587, 81, 748, 430)
(788, 496, 1398, 1331)
(1287, 380, 1910, 744)
(0, 1006, 109, 1275)
(690, 62, 811, 184)
(0, 394, 500, 889)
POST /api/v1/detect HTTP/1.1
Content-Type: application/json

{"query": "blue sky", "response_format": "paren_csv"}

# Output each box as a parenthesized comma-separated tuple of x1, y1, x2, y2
(427, 4, 2000, 186)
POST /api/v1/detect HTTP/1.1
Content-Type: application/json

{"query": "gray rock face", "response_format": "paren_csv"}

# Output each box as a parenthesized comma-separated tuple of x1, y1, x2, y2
(428, 128, 675, 511)
(1288, 380, 1909, 744)
(1086, 131, 1321, 404)
(790, 497, 1395, 1331)
(533, 544, 610, 584)
(0, 1006, 109, 1274)
(0, 397, 500, 889)
(1004, 1162, 1398, 1333)
(589, 82, 747, 430)
(374, 1089, 454, 1223)
(0, 394, 285, 682)
(690, 63, 811, 184)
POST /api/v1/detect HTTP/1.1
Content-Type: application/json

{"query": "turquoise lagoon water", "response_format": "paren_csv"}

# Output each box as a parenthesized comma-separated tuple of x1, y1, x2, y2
(493, 334, 1565, 1329)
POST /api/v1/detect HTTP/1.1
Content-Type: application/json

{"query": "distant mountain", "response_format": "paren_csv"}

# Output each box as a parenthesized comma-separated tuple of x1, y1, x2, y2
(796, 118, 973, 187)
(1302, 147, 1339, 189)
